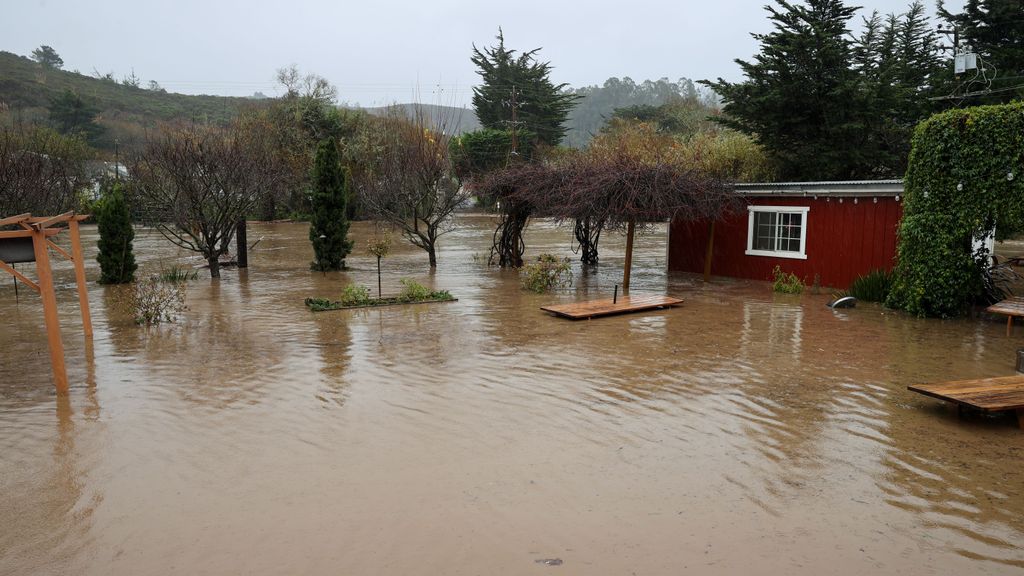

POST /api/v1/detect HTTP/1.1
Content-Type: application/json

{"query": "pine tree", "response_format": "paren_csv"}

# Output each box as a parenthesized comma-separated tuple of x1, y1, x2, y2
(96, 182, 137, 284)
(470, 30, 580, 147)
(309, 139, 353, 271)
(701, 0, 872, 180)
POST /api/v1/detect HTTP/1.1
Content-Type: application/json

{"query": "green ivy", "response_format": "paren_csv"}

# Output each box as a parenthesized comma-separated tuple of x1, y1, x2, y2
(888, 101, 1024, 317)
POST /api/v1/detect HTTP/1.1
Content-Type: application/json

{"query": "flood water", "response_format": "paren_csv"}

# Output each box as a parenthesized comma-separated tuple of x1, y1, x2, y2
(1, 215, 1023, 575)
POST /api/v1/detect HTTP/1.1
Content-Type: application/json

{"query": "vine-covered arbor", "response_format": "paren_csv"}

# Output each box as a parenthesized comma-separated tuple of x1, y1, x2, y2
(889, 101, 1024, 317)
(475, 151, 736, 289)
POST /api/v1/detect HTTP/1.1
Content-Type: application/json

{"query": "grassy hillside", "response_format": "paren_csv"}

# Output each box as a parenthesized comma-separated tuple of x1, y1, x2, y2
(0, 51, 255, 149)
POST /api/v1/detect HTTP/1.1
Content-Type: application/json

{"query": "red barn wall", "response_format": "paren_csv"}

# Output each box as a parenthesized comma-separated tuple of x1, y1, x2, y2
(668, 196, 903, 289)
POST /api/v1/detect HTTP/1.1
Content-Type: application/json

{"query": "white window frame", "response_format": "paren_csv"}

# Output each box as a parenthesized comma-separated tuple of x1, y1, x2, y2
(745, 205, 809, 260)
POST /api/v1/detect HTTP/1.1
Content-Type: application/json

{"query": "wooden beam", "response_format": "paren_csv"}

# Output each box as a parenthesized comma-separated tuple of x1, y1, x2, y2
(46, 239, 74, 262)
(68, 220, 92, 338)
(30, 211, 75, 230)
(703, 220, 716, 282)
(0, 213, 31, 227)
(0, 258, 40, 292)
(32, 229, 68, 394)
(623, 220, 636, 292)
(0, 229, 60, 239)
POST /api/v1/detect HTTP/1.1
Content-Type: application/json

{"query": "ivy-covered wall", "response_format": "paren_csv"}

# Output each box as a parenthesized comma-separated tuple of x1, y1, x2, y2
(888, 102, 1024, 317)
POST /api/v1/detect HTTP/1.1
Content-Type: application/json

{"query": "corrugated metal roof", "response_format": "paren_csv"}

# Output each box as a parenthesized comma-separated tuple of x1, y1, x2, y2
(734, 180, 904, 197)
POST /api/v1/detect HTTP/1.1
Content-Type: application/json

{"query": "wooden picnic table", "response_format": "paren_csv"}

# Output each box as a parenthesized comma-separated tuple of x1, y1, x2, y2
(986, 297, 1024, 336)
(909, 375, 1024, 429)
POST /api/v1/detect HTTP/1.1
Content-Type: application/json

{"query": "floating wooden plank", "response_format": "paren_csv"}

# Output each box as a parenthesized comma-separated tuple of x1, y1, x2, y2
(541, 295, 683, 320)
(909, 375, 1024, 429)
(986, 297, 1024, 335)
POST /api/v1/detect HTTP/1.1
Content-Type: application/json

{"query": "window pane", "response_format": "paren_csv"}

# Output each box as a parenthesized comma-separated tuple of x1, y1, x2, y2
(750, 210, 803, 254)
(753, 212, 776, 250)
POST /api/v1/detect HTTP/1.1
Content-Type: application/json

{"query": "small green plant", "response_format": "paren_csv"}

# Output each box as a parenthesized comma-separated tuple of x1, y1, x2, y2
(339, 284, 372, 307)
(848, 269, 892, 303)
(158, 265, 198, 282)
(95, 182, 137, 284)
(771, 265, 803, 294)
(129, 277, 187, 324)
(304, 297, 334, 312)
(398, 278, 432, 302)
(522, 254, 572, 294)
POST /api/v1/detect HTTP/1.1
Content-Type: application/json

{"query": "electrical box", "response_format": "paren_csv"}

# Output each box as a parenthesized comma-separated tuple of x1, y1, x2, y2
(955, 54, 966, 74)
(965, 53, 978, 71)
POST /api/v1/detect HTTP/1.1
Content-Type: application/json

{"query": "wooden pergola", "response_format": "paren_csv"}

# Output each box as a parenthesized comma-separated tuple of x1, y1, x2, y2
(0, 212, 92, 393)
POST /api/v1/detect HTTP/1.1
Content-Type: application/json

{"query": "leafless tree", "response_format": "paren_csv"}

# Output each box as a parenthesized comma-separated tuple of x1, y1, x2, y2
(357, 107, 468, 268)
(131, 123, 285, 278)
(0, 125, 91, 217)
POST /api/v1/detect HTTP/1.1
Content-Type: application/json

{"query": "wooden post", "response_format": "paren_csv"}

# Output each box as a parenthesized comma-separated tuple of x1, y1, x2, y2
(1017, 408, 1023, 430)
(236, 220, 248, 269)
(1009, 316, 1013, 337)
(32, 230, 68, 394)
(703, 220, 716, 283)
(68, 220, 92, 338)
(623, 220, 635, 292)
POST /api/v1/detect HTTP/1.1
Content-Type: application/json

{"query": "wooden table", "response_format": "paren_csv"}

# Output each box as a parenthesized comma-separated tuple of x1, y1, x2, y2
(986, 297, 1024, 336)
(541, 295, 683, 320)
(909, 375, 1024, 429)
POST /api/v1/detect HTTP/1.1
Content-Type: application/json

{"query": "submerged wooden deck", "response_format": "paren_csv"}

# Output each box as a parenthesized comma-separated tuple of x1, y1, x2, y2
(909, 375, 1024, 428)
(541, 295, 683, 320)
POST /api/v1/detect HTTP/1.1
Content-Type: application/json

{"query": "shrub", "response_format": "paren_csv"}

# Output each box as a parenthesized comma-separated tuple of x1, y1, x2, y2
(129, 277, 186, 324)
(848, 269, 892, 302)
(522, 254, 572, 293)
(309, 139, 354, 271)
(398, 279, 431, 301)
(771, 265, 803, 294)
(339, 284, 371, 307)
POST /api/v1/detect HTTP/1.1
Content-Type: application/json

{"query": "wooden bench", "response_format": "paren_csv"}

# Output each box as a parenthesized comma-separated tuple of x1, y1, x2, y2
(541, 295, 683, 320)
(986, 297, 1024, 336)
(909, 375, 1024, 429)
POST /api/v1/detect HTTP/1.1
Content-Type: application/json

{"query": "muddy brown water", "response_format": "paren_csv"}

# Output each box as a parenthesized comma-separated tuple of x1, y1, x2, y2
(1, 215, 1023, 575)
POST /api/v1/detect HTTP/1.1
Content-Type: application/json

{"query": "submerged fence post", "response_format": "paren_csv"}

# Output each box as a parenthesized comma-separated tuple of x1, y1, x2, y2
(613, 284, 619, 304)
(236, 220, 248, 269)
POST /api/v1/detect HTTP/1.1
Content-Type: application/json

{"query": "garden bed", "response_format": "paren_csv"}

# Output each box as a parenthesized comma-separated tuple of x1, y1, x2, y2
(304, 295, 457, 312)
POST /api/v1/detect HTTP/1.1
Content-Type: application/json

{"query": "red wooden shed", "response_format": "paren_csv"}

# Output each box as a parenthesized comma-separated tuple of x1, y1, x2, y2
(667, 180, 904, 289)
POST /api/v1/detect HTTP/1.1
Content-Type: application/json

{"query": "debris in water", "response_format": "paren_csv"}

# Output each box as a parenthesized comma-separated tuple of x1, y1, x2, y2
(535, 558, 563, 566)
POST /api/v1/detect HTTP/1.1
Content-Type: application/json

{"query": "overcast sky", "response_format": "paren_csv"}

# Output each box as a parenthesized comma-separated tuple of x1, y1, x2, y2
(5, 0, 964, 107)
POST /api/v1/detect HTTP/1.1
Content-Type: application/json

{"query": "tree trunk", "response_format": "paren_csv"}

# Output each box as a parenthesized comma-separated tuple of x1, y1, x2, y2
(208, 255, 221, 279)
(427, 244, 437, 268)
(622, 220, 635, 292)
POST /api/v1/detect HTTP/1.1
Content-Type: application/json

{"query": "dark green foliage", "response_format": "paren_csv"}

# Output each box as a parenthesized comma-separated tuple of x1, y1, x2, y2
(940, 0, 1024, 104)
(848, 269, 893, 302)
(158, 265, 198, 282)
(95, 182, 137, 284)
(702, 0, 950, 180)
(855, 2, 949, 175)
(449, 128, 536, 179)
(309, 139, 353, 271)
(31, 45, 63, 69)
(48, 89, 105, 146)
(888, 102, 1024, 317)
(470, 30, 580, 146)
(521, 254, 572, 293)
(703, 0, 864, 180)
(304, 280, 454, 311)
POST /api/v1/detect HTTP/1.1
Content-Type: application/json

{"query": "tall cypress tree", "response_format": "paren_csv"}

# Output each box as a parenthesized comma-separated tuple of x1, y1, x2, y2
(309, 139, 353, 271)
(940, 0, 1024, 104)
(701, 0, 870, 180)
(96, 181, 137, 284)
(471, 30, 580, 147)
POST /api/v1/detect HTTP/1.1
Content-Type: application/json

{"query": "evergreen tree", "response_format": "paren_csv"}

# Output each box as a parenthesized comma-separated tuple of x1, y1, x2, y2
(470, 30, 580, 146)
(95, 182, 137, 284)
(31, 45, 63, 69)
(309, 139, 353, 271)
(701, 0, 872, 180)
(940, 0, 1024, 103)
(48, 89, 105, 146)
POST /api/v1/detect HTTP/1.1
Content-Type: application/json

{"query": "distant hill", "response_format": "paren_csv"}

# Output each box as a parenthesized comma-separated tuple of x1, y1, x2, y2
(359, 103, 482, 135)
(0, 51, 256, 150)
